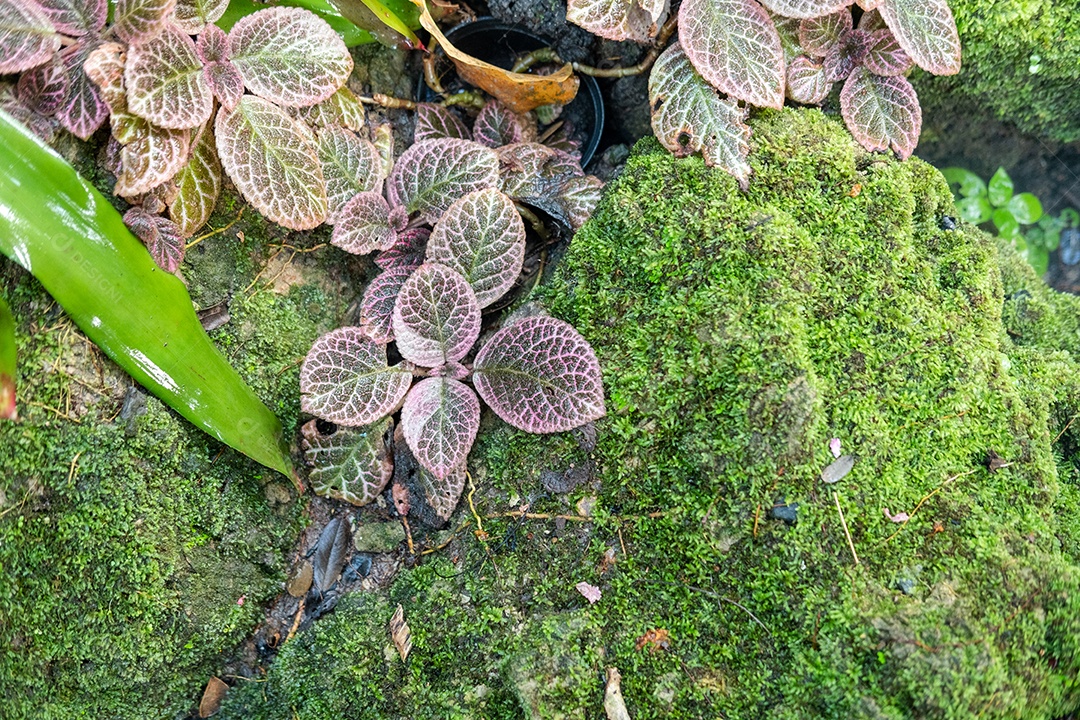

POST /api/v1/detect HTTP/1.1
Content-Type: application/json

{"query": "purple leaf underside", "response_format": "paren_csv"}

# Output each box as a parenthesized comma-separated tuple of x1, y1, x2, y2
(473, 316, 605, 434)
(301, 417, 394, 506)
(300, 326, 413, 426)
(401, 377, 480, 480)
(376, 227, 429, 270)
(473, 100, 530, 148)
(566, 0, 669, 44)
(0, 0, 61, 75)
(878, 0, 960, 75)
(319, 126, 383, 223)
(649, 42, 751, 189)
(18, 54, 68, 114)
(392, 263, 482, 368)
(823, 29, 871, 82)
(388, 138, 500, 223)
(786, 56, 830, 104)
(332, 191, 402, 255)
(677, 0, 785, 109)
(414, 103, 471, 142)
(125, 23, 212, 129)
(124, 207, 186, 272)
(359, 266, 416, 343)
(840, 65, 920, 159)
(798, 9, 852, 57)
(58, 42, 108, 140)
(428, 188, 526, 308)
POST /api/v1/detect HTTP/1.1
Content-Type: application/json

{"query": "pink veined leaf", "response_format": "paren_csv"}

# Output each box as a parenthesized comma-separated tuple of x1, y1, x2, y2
(677, 0, 785, 109)
(123, 207, 186, 272)
(648, 42, 751, 189)
(300, 326, 414, 426)
(58, 41, 108, 140)
(0, 81, 56, 141)
(540, 120, 579, 156)
(376, 227, 428, 270)
(414, 103, 471, 142)
(125, 24, 213, 129)
(292, 86, 366, 134)
(840, 65, 920, 159)
(388, 138, 500, 224)
(430, 361, 468, 380)
(401, 377, 480, 480)
(878, 0, 959, 75)
(865, 28, 912, 77)
(0, 0, 60, 75)
(473, 316, 606, 434)
(204, 61, 243, 111)
(115, 122, 191, 197)
(84, 40, 127, 112)
(216, 95, 329, 230)
(169, 122, 221, 237)
(823, 29, 871, 82)
(392, 263, 482, 367)
(558, 175, 603, 230)
(360, 266, 417, 343)
(758, 0, 853, 19)
(857, 6, 885, 30)
(786, 56, 830, 104)
(472, 100, 528, 148)
(17, 53, 67, 115)
(418, 462, 465, 521)
(574, 581, 601, 604)
(111, 0, 176, 45)
(34, 0, 104, 35)
(228, 6, 353, 107)
(196, 22, 229, 63)
(798, 8, 852, 57)
(173, 0, 229, 34)
(301, 417, 394, 506)
(332, 191, 403, 255)
(773, 15, 803, 64)
(427, 188, 525, 309)
(566, 0, 669, 44)
(855, 0, 881, 10)
(318, 126, 383, 223)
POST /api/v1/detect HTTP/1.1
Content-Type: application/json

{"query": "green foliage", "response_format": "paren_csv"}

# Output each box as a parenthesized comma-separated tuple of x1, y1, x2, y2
(218, 108, 1080, 719)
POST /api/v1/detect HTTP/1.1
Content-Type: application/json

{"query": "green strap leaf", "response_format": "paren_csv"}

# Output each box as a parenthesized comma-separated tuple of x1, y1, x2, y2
(0, 109, 294, 478)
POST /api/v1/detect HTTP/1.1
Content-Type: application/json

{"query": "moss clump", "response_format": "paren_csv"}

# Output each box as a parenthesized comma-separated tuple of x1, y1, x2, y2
(223, 107, 1080, 719)
(913, 0, 1080, 143)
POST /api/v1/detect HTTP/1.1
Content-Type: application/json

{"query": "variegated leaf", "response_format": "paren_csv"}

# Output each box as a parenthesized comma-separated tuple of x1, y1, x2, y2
(17, 53, 67, 114)
(773, 14, 803, 64)
(678, 0, 785, 109)
(857, 6, 885, 30)
(173, 0, 228, 34)
(318, 125, 383, 223)
(418, 462, 465, 521)
(332, 191, 405, 255)
(126, 24, 212, 129)
(58, 41, 108, 140)
(823, 28, 870, 82)
(169, 123, 221, 237)
(301, 417, 394, 506)
(34, 0, 103, 35)
(878, 0, 959, 75)
(473, 316, 606, 434)
(798, 8, 851, 56)
(428, 188, 525, 308)
(228, 6, 353, 107)
(0, 0, 60, 75)
(401, 377, 480, 480)
(786, 55, 830, 104)
(300, 326, 414, 426)
(757, 0, 851, 19)
(558, 174, 603, 230)
(360, 266, 416, 343)
(0, 81, 57, 141)
(84, 41, 125, 111)
(649, 42, 751, 189)
(112, 0, 175, 45)
(392, 263, 481, 367)
(195, 22, 228, 62)
(205, 61, 243, 111)
(413, 103, 470, 142)
(123, 207, 186, 272)
(215, 95, 328, 230)
(388, 138, 500, 224)
(566, 0, 669, 44)
(376, 227, 428, 270)
(293, 86, 366, 133)
(865, 28, 911, 76)
(840, 65, 920, 159)
(473, 100, 527, 148)
(115, 122, 191, 196)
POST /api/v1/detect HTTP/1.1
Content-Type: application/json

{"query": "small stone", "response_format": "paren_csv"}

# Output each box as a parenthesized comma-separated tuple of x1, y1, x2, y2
(341, 554, 372, 583)
(896, 577, 916, 595)
(576, 495, 597, 518)
(768, 501, 798, 524)
(263, 482, 291, 506)
(286, 561, 313, 598)
(821, 455, 855, 484)
(353, 520, 407, 553)
(938, 215, 956, 231)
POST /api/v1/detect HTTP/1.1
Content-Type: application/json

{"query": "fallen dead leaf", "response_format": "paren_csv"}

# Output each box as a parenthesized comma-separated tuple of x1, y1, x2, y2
(575, 581, 602, 604)
(413, 0, 579, 113)
(390, 603, 412, 661)
(604, 667, 631, 720)
(635, 627, 670, 653)
(829, 437, 842, 458)
(596, 546, 617, 575)
(821, 455, 855, 484)
(286, 560, 313, 598)
(883, 508, 909, 523)
(198, 677, 228, 718)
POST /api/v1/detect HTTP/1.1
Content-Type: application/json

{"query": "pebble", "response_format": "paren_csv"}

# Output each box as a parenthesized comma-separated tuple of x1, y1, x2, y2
(768, 501, 798, 524)
(1061, 228, 1080, 265)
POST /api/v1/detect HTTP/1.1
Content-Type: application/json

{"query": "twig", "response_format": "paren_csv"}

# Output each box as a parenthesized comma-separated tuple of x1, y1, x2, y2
(361, 94, 418, 110)
(285, 598, 305, 642)
(488, 511, 590, 521)
(880, 468, 980, 544)
(833, 491, 859, 565)
(419, 520, 472, 555)
(616, 524, 627, 556)
(403, 516, 415, 555)
(512, 16, 677, 78)
(67, 451, 82, 483)
(752, 503, 761, 538)
(186, 207, 244, 249)
(466, 470, 487, 540)
(514, 202, 551, 242)
(423, 34, 445, 94)
(1053, 413, 1079, 444)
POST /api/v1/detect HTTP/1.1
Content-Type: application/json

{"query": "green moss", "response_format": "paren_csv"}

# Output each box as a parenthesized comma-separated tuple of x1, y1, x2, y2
(914, 0, 1080, 143)
(224, 107, 1080, 719)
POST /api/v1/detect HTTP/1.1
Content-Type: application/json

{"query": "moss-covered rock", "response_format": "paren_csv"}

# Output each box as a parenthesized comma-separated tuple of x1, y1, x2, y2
(217, 107, 1080, 719)
(914, 0, 1080, 143)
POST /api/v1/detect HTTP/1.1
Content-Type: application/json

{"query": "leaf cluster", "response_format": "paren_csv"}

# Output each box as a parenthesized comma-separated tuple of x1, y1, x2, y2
(568, 0, 961, 184)
(300, 103, 606, 519)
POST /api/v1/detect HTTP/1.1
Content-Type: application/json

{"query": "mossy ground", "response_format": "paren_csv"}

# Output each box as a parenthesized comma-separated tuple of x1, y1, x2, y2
(221, 109, 1080, 719)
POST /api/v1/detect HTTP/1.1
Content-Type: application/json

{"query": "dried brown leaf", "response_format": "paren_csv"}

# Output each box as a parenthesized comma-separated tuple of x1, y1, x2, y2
(198, 677, 228, 717)
(390, 603, 412, 661)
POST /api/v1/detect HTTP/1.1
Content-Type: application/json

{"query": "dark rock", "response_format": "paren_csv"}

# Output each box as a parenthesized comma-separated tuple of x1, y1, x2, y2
(342, 554, 373, 583)
(768, 500, 799, 524)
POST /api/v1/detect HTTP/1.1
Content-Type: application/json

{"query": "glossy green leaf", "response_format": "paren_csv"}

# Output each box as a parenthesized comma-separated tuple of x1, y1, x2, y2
(939, 166, 984, 199)
(0, 294, 15, 420)
(1007, 192, 1042, 225)
(1025, 244, 1049, 276)
(0, 109, 294, 478)
(987, 167, 1013, 208)
(955, 195, 991, 225)
(216, 0, 374, 47)
(329, 0, 420, 49)
(992, 207, 1019, 238)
